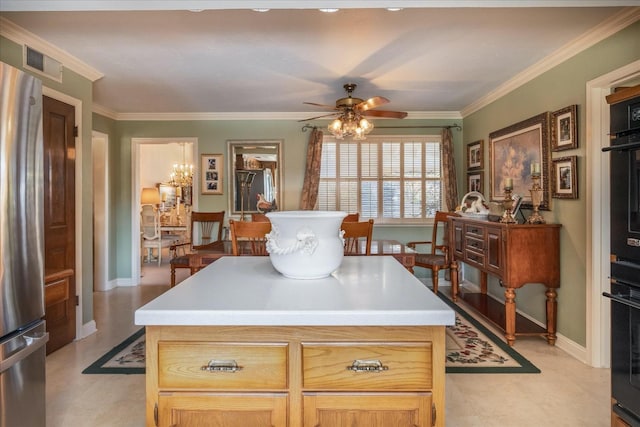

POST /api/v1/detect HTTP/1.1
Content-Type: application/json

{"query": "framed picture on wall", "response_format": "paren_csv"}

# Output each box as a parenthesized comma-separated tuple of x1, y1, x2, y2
(489, 112, 551, 210)
(467, 140, 483, 170)
(551, 105, 578, 151)
(552, 156, 578, 199)
(201, 154, 223, 195)
(467, 172, 483, 193)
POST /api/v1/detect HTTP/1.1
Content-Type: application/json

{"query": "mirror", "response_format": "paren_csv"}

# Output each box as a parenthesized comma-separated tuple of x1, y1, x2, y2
(227, 140, 282, 219)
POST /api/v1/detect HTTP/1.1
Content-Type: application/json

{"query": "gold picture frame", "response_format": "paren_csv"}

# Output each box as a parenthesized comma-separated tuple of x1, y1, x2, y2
(489, 112, 551, 210)
(201, 153, 223, 195)
(551, 105, 578, 151)
(552, 156, 578, 199)
(467, 172, 483, 193)
(467, 139, 483, 170)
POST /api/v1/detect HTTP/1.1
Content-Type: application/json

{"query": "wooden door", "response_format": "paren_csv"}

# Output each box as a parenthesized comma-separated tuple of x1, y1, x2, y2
(158, 394, 288, 427)
(43, 95, 76, 354)
(303, 393, 433, 427)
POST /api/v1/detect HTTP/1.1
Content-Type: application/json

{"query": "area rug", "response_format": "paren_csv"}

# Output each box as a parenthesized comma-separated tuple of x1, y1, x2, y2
(439, 293, 540, 374)
(82, 299, 539, 375)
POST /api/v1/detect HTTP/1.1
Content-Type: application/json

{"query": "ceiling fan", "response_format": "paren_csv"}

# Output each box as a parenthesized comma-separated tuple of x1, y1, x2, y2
(300, 83, 407, 140)
(301, 83, 408, 122)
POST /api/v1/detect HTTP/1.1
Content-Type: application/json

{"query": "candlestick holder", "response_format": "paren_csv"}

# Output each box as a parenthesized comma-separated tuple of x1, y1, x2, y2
(500, 187, 517, 224)
(527, 173, 546, 224)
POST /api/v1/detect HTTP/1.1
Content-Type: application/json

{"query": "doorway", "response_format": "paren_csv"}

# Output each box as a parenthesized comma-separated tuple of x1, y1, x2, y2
(132, 138, 198, 283)
(92, 131, 109, 291)
(586, 59, 640, 368)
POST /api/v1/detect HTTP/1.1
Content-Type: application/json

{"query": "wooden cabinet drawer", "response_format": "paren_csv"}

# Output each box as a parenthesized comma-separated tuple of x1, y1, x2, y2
(158, 342, 288, 390)
(464, 224, 485, 238)
(302, 343, 432, 391)
(464, 250, 484, 267)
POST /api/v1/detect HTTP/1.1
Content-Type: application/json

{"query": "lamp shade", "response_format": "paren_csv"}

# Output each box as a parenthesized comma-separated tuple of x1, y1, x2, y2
(141, 187, 161, 205)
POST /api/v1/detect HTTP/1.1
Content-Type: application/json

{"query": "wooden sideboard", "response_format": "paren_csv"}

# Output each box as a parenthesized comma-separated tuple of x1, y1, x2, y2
(448, 217, 561, 346)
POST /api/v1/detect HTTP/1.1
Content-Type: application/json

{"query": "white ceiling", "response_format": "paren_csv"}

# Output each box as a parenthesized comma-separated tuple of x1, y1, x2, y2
(1, 1, 639, 119)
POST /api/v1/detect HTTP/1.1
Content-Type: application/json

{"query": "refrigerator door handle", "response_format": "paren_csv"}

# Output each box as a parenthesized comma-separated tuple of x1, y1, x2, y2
(0, 332, 49, 373)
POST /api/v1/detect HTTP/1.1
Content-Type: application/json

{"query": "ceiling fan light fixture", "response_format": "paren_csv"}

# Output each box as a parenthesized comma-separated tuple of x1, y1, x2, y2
(327, 114, 374, 140)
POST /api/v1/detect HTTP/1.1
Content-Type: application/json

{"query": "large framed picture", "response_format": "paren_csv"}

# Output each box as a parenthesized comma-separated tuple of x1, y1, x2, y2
(551, 105, 578, 151)
(489, 112, 551, 210)
(467, 139, 483, 170)
(201, 153, 223, 195)
(552, 156, 578, 199)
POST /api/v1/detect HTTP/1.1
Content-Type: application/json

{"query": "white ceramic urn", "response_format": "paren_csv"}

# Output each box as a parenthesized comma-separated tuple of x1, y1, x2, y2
(265, 210, 347, 279)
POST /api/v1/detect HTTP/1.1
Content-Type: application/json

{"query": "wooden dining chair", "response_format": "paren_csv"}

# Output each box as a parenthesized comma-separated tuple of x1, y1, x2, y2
(169, 211, 225, 287)
(250, 213, 270, 222)
(342, 219, 374, 255)
(141, 205, 180, 266)
(342, 212, 360, 223)
(407, 211, 459, 294)
(229, 219, 272, 256)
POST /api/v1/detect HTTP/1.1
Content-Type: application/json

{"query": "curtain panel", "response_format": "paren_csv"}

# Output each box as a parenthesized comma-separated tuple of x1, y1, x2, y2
(442, 127, 459, 211)
(299, 128, 323, 210)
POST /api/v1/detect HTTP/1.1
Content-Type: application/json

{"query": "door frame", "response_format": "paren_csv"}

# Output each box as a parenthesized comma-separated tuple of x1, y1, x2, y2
(131, 137, 198, 283)
(586, 59, 640, 368)
(92, 131, 110, 291)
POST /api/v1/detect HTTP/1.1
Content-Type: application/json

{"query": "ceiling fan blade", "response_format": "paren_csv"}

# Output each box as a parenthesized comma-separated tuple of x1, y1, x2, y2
(303, 102, 338, 110)
(355, 96, 389, 112)
(362, 110, 408, 119)
(298, 112, 340, 122)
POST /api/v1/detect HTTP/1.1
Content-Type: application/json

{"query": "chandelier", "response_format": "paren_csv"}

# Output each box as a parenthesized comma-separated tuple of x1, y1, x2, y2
(169, 143, 193, 187)
(327, 110, 374, 140)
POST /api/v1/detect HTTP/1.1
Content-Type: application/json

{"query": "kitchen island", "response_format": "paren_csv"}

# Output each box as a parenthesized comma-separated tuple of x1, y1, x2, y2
(136, 256, 454, 427)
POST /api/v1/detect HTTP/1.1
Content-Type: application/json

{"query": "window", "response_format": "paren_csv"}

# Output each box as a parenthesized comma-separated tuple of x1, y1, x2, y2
(318, 135, 443, 223)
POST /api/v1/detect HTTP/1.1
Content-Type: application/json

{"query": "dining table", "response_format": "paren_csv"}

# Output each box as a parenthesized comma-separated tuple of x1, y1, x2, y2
(171, 239, 417, 287)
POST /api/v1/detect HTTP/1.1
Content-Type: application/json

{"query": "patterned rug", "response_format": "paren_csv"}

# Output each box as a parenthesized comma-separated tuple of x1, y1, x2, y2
(82, 297, 539, 375)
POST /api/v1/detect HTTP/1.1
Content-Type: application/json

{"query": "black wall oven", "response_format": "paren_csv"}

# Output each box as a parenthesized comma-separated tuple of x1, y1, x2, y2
(603, 91, 640, 426)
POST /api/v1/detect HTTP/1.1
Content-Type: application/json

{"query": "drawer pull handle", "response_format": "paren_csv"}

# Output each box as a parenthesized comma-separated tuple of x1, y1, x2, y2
(346, 359, 389, 373)
(201, 359, 243, 373)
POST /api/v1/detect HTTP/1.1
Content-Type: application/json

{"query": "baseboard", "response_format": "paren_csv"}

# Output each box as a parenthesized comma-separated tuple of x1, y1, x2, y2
(79, 320, 97, 339)
(114, 277, 138, 287)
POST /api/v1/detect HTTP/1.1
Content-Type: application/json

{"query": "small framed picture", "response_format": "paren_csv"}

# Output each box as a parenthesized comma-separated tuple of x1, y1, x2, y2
(551, 105, 578, 151)
(201, 153, 223, 195)
(467, 172, 483, 193)
(552, 156, 578, 199)
(467, 140, 483, 170)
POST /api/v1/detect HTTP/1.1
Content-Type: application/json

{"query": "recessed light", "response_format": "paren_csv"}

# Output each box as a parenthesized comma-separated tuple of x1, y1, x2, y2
(319, 8, 339, 13)
(252, 8, 270, 12)
(386, 8, 403, 12)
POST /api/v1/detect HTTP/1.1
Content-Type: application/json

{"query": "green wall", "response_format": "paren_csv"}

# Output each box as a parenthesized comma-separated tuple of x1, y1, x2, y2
(110, 118, 462, 278)
(462, 21, 640, 346)
(1, 35, 96, 326)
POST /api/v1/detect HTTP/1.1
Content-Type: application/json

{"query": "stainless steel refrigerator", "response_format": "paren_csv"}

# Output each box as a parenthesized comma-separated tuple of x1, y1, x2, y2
(0, 62, 48, 427)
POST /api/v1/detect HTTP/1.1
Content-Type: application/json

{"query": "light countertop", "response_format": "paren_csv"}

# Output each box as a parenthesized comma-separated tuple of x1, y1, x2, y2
(135, 256, 455, 327)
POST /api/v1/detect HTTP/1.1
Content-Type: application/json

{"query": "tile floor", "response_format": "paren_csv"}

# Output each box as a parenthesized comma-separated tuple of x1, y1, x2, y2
(45, 261, 611, 426)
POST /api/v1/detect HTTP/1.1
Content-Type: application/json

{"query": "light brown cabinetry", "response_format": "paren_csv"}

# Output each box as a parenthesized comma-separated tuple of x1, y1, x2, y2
(146, 325, 445, 427)
(449, 217, 561, 346)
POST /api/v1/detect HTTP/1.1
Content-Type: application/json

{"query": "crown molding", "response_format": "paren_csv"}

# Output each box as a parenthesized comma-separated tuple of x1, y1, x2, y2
(92, 104, 118, 120)
(2, 1, 639, 12)
(0, 17, 103, 82)
(461, 7, 640, 117)
(106, 110, 461, 121)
